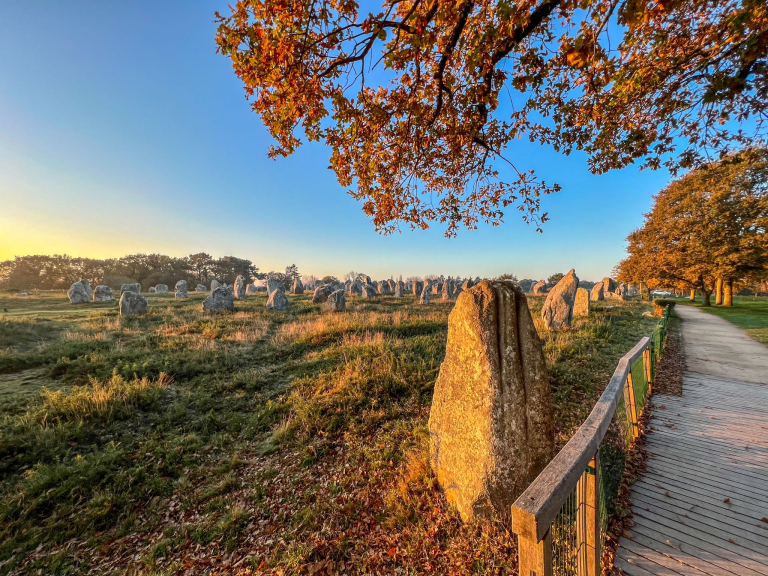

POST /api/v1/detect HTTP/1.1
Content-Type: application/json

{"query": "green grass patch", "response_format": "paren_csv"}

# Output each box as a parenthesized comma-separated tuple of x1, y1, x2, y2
(679, 295, 768, 344)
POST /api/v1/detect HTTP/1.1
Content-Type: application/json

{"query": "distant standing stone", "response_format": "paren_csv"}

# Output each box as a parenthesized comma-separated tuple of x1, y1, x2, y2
(413, 280, 424, 297)
(120, 291, 148, 316)
(428, 280, 554, 523)
(175, 280, 188, 299)
(541, 269, 580, 330)
(462, 279, 474, 291)
(590, 283, 604, 301)
(442, 281, 454, 301)
(420, 284, 431, 304)
(233, 275, 247, 300)
(349, 281, 363, 296)
(202, 286, 234, 312)
(573, 287, 590, 317)
(312, 284, 335, 303)
(292, 278, 304, 295)
(266, 289, 289, 310)
(211, 279, 221, 291)
(67, 279, 92, 304)
(92, 285, 114, 302)
(326, 289, 346, 312)
(267, 278, 283, 295)
(362, 284, 377, 299)
(121, 282, 141, 295)
(149, 287, 156, 293)
(532, 280, 547, 295)
(394, 281, 404, 297)
(196, 283, 208, 292)
(246, 283, 258, 294)
(155, 284, 169, 294)
(601, 277, 616, 294)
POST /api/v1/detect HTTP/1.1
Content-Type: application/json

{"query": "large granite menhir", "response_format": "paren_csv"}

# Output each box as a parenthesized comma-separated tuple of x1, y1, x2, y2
(428, 280, 554, 523)
(541, 269, 579, 330)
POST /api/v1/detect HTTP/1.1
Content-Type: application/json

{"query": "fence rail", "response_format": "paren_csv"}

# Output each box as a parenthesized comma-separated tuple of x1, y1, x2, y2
(512, 308, 670, 576)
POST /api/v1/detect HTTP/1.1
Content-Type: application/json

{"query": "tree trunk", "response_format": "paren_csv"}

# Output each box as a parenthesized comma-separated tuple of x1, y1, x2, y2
(715, 278, 724, 305)
(701, 289, 712, 306)
(723, 279, 733, 306)
(690, 289, 696, 301)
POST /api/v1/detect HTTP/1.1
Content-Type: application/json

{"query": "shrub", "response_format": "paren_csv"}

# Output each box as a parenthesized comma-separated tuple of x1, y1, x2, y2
(653, 298, 676, 316)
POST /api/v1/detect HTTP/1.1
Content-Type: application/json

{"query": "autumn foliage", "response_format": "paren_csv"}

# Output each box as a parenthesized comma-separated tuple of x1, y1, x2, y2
(616, 148, 768, 305)
(216, 0, 768, 235)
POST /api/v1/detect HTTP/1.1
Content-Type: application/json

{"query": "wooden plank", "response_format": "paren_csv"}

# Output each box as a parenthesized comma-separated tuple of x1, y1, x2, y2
(642, 460, 768, 500)
(620, 535, 729, 576)
(644, 453, 768, 491)
(512, 337, 650, 541)
(615, 555, 673, 576)
(640, 462, 768, 503)
(644, 449, 768, 483)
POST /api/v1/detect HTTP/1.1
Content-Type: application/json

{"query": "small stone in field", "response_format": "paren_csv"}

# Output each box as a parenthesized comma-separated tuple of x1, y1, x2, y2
(93, 285, 114, 302)
(149, 287, 156, 293)
(326, 289, 346, 311)
(67, 279, 92, 304)
(591, 283, 604, 301)
(266, 289, 289, 310)
(175, 280, 188, 299)
(155, 284, 169, 294)
(292, 278, 304, 295)
(120, 291, 148, 316)
(196, 283, 208, 292)
(202, 286, 234, 312)
(573, 287, 590, 317)
(532, 280, 547, 295)
(121, 282, 141, 295)
(541, 269, 579, 330)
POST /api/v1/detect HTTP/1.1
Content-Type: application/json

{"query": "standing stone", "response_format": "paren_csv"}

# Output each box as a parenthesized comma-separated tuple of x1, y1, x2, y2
(442, 281, 454, 301)
(314, 279, 325, 288)
(420, 284, 431, 304)
(532, 280, 547, 295)
(312, 284, 335, 303)
(266, 278, 283, 295)
(233, 275, 247, 300)
(413, 281, 424, 298)
(394, 281, 404, 298)
(428, 281, 554, 523)
(196, 283, 208, 292)
(362, 284, 377, 299)
(462, 279, 474, 291)
(292, 278, 304, 295)
(326, 289, 346, 312)
(175, 280, 188, 299)
(67, 279, 92, 304)
(541, 269, 580, 330)
(349, 281, 363, 296)
(590, 283, 604, 301)
(266, 289, 289, 310)
(155, 284, 169, 294)
(380, 282, 392, 295)
(202, 287, 234, 312)
(149, 287, 156, 293)
(573, 287, 590, 318)
(120, 291, 148, 316)
(211, 279, 221, 291)
(601, 277, 616, 294)
(93, 285, 114, 302)
(246, 283, 258, 294)
(121, 282, 141, 295)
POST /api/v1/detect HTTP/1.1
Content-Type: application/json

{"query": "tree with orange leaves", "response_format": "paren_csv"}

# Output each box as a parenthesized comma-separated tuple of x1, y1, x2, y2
(216, 0, 768, 235)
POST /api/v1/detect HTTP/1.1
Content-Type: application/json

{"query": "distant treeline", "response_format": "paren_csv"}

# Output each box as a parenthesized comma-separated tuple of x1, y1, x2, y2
(0, 253, 260, 291)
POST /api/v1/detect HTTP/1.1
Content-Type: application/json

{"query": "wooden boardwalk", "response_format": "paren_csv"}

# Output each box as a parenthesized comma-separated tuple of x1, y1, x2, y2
(615, 307, 768, 576)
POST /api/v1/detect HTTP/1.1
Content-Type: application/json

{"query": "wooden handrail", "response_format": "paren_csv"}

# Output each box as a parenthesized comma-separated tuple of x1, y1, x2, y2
(512, 336, 650, 542)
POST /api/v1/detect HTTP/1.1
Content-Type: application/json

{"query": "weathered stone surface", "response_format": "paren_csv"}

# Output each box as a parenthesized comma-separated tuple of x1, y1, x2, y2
(420, 283, 431, 304)
(363, 275, 372, 285)
(394, 281, 404, 298)
(93, 285, 114, 302)
(590, 283, 604, 301)
(601, 277, 616, 294)
(462, 279, 474, 291)
(211, 279, 221, 291)
(362, 284, 377, 299)
(246, 283, 258, 294)
(67, 279, 92, 304)
(442, 281, 454, 301)
(175, 280, 188, 299)
(155, 284, 169, 294)
(121, 282, 141, 295)
(315, 279, 325, 288)
(312, 284, 335, 303)
(428, 280, 554, 523)
(202, 287, 234, 312)
(604, 290, 623, 300)
(349, 281, 363, 296)
(532, 280, 547, 295)
(573, 287, 590, 317)
(266, 289, 289, 310)
(149, 287, 157, 293)
(380, 282, 392, 295)
(541, 269, 579, 330)
(413, 281, 424, 297)
(230, 275, 245, 300)
(267, 278, 283, 296)
(120, 291, 148, 316)
(292, 278, 304, 295)
(326, 289, 346, 312)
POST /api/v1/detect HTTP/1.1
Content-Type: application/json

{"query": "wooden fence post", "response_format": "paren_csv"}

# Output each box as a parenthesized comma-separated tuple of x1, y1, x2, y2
(624, 373, 639, 440)
(518, 530, 553, 576)
(643, 348, 653, 392)
(576, 455, 600, 576)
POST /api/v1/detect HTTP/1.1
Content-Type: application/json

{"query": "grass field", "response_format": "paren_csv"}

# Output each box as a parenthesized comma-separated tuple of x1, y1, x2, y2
(678, 296, 768, 344)
(0, 289, 657, 575)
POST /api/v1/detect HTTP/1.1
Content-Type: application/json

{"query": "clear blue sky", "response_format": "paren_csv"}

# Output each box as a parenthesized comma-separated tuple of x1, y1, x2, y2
(0, 1, 673, 281)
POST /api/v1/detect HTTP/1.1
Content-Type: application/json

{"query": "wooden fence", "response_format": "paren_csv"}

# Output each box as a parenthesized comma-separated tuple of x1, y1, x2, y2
(511, 308, 670, 576)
